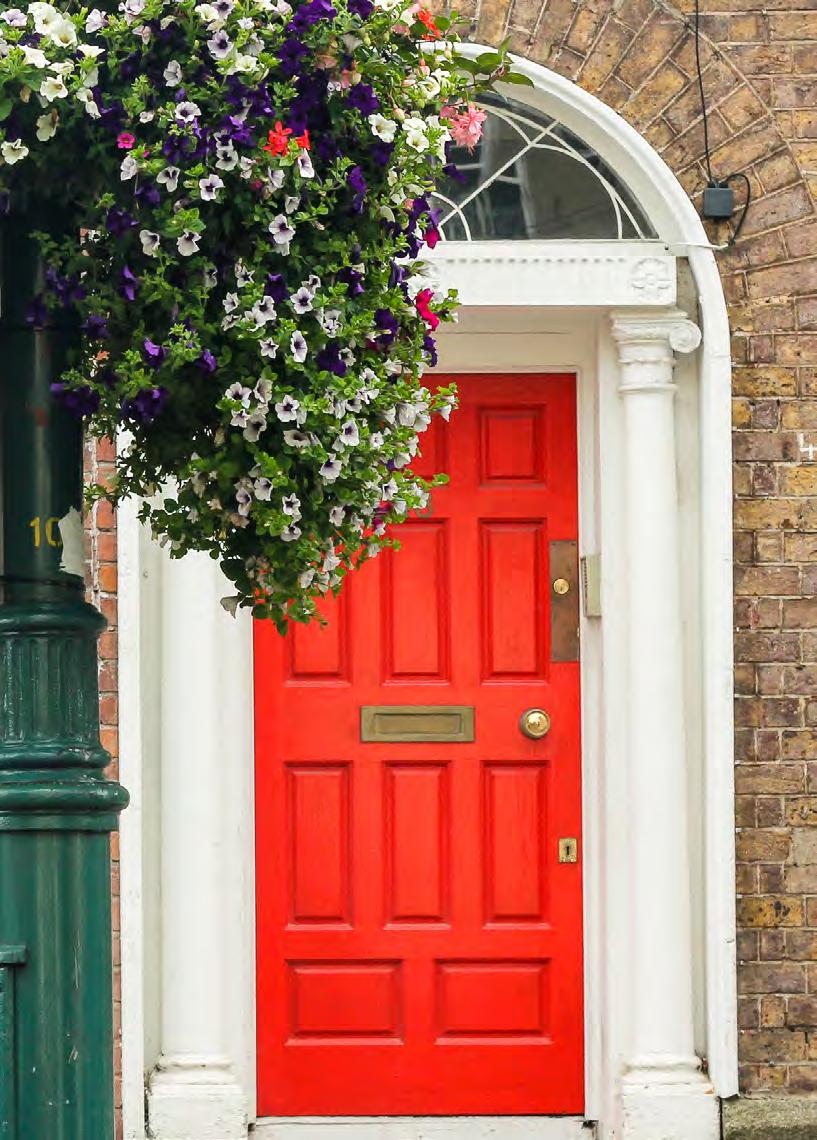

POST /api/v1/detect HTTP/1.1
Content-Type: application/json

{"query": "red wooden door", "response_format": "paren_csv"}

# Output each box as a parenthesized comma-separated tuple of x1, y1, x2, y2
(255, 373, 583, 1116)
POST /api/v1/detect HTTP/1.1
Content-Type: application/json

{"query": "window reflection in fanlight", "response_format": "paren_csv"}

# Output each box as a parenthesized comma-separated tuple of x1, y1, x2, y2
(430, 94, 657, 241)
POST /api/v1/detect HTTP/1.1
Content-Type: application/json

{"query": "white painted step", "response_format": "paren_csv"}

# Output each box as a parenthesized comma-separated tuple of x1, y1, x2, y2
(255, 1118, 593, 1140)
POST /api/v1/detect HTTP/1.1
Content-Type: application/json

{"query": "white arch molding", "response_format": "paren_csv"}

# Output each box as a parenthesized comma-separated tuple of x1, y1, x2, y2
(116, 51, 736, 1140)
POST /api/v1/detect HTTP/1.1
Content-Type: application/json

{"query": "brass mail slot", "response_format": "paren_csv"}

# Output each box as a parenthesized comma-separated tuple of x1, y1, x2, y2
(361, 705, 475, 743)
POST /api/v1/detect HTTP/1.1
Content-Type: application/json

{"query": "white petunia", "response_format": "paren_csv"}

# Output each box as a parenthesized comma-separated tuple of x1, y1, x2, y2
(156, 165, 180, 192)
(175, 101, 201, 125)
(254, 477, 273, 500)
(78, 44, 104, 58)
(290, 332, 307, 363)
(335, 420, 360, 448)
(208, 29, 232, 57)
(48, 17, 77, 47)
(368, 113, 397, 142)
(269, 215, 294, 246)
(85, 8, 106, 31)
(198, 172, 224, 201)
(163, 59, 182, 86)
(216, 141, 238, 170)
(77, 88, 100, 118)
(223, 292, 240, 313)
(235, 482, 253, 517)
(297, 151, 315, 179)
(291, 287, 313, 315)
(120, 154, 139, 181)
(243, 410, 267, 442)
(285, 194, 300, 215)
(259, 339, 278, 359)
(281, 523, 302, 542)
(254, 377, 273, 404)
(35, 113, 58, 141)
(251, 297, 277, 326)
(283, 429, 310, 448)
(226, 381, 251, 407)
(139, 230, 161, 257)
(177, 231, 201, 257)
(29, 3, 60, 35)
(281, 493, 301, 518)
(329, 505, 346, 526)
(194, 2, 220, 22)
(319, 458, 342, 483)
(40, 76, 68, 102)
(234, 260, 254, 287)
(123, 0, 146, 20)
(21, 46, 48, 68)
(139, 110, 155, 123)
(203, 266, 218, 288)
(0, 139, 28, 165)
(267, 168, 285, 191)
(274, 395, 300, 423)
(1, 10, 27, 27)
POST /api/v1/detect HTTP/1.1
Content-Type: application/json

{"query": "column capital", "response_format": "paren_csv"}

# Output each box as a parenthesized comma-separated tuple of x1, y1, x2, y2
(611, 307, 702, 361)
(611, 308, 701, 395)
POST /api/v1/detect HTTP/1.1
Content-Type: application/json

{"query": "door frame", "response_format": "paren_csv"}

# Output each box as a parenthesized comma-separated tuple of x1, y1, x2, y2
(118, 59, 736, 1140)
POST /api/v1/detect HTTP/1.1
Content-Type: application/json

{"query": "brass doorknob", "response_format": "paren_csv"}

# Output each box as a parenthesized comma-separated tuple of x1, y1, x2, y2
(520, 708, 551, 739)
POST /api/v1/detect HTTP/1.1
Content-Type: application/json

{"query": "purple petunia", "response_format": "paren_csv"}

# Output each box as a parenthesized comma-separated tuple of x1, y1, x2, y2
(122, 386, 168, 423)
(82, 314, 109, 339)
(197, 349, 218, 373)
(265, 273, 289, 303)
(51, 383, 101, 419)
(347, 165, 367, 213)
(339, 267, 365, 297)
(315, 342, 347, 377)
(142, 338, 168, 367)
(349, 0, 374, 16)
(106, 205, 138, 235)
(120, 266, 140, 302)
(374, 308, 398, 344)
(25, 295, 49, 328)
(346, 83, 379, 116)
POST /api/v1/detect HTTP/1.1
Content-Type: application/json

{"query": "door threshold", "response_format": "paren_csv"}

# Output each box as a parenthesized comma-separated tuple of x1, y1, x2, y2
(254, 1118, 592, 1139)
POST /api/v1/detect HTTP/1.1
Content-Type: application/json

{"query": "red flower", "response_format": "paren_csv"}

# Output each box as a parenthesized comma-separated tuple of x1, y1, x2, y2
(117, 132, 136, 149)
(415, 288, 440, 331)
(416, 8, 441, 38)
(263, 121, 292, 156)
(295, 129, 311, 150)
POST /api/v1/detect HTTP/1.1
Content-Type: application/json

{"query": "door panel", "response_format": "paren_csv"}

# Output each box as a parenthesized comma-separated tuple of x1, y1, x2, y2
(255, 373, 583, 1116)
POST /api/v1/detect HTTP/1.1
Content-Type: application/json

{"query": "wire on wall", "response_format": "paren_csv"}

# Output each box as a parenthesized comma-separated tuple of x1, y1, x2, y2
(692, 0, 751, 244)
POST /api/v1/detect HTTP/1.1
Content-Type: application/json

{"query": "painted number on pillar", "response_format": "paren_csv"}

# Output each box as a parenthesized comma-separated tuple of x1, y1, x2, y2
(29, 517, 62, 548)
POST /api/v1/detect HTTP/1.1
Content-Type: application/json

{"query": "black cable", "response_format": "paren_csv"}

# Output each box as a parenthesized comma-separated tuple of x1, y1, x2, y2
(692, 0, 750, 245)
(725, 171, 752, 242)
(693, 0, 714, 186)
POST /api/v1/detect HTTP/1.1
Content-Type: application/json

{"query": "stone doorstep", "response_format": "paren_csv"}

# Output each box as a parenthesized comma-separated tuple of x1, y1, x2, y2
(722, 1097, 817, 1140)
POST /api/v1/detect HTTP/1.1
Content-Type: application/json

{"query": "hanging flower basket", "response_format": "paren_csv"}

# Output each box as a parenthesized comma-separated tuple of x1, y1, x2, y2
(0, 0, 529, 625)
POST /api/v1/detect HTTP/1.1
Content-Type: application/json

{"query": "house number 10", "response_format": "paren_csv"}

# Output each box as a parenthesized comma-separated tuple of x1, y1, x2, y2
(29, 516, 62, 548)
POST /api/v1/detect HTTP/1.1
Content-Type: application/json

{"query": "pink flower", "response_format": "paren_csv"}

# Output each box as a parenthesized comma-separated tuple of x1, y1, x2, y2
(443, 104, 487, 152)
(117, 132, 136, 150)
(416, 288, 440, 331)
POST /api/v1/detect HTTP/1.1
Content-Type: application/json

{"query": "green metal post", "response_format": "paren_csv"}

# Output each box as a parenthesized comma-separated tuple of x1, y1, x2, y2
(0, 200, 128, 1137)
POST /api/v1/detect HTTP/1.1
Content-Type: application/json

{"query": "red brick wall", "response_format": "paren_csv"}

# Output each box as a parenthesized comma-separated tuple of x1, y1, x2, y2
(88, 0, 817, 1104)
(84, 437, 122, 1138)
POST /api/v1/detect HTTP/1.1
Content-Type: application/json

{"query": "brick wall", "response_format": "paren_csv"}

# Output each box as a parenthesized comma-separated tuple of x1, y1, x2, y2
(86, 0, 817, 1106)
(84, 437, 122, 1138)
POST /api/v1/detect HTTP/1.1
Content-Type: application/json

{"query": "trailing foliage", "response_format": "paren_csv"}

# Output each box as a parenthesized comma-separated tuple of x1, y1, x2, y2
(0, 0, 526, 624)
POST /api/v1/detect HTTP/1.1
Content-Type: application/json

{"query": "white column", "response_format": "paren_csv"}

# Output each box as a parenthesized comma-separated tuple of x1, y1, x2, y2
(146, 550, 249, 1139)
(611, 310, 719, 1140)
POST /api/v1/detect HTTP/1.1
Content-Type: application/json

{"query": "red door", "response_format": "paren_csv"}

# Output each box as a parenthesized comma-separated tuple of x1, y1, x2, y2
(255, 373, 583, 1116)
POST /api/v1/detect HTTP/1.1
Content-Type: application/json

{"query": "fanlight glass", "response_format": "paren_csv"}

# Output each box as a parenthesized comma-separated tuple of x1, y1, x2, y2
(431, 94, 657, 241)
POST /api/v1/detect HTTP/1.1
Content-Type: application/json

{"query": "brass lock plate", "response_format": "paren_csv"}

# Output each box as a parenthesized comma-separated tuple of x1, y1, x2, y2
(558, 837, 579, 864)
(550, 540, 580, 663)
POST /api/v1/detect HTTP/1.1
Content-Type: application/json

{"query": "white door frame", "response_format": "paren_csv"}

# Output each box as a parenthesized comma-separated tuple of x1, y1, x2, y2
(117, 57, 736, 1140)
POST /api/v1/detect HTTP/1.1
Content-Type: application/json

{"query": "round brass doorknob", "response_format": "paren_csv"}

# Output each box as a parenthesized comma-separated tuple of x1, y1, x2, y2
(520, 708, 551, 739)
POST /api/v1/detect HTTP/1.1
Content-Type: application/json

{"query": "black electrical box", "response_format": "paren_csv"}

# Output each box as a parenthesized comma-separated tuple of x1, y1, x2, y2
(702, 184, 735, 220)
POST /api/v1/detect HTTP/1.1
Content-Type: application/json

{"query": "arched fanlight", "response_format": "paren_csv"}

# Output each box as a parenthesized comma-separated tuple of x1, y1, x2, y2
(431, 93, 657, 241)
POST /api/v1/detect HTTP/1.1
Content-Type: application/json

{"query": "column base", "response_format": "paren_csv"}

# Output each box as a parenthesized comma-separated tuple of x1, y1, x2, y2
(621, 1058, 720, 1140)
(147, 1054, 248, 1140)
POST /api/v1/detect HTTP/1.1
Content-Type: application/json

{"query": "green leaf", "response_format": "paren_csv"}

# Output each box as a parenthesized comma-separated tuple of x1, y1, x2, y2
(474, 51, 504, 71)
(0, 99, 12, 123)
(502, 71, 536, 86)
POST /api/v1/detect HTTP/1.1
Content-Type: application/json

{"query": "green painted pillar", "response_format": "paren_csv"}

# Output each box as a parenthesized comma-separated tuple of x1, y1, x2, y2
(0, 199, 128, 1137)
